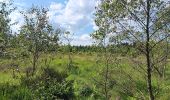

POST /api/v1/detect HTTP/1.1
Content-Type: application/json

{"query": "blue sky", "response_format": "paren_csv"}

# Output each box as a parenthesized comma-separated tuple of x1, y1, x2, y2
(15, 0, 67, 8)
(1, 0, 97, 45)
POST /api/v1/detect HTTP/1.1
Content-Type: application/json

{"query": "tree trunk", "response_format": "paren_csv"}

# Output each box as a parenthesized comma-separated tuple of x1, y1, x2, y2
(32, 52, 37, 74)
(146, 0, 154, 100)
(103, 35, 109, 100)
(32, 43, 38, 76)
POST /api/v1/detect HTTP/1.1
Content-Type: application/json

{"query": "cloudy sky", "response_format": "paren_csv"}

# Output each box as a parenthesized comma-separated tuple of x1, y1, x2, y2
(1, 0, 98, 45)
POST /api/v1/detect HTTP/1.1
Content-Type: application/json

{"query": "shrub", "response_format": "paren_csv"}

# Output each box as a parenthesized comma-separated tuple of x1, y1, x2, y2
(0, 83, 33, 100)
(21, 67, 75, 99)
(80, 86, 93, 97)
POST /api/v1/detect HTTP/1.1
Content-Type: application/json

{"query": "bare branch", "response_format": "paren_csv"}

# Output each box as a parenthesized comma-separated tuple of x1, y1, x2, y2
(117, 21, 147, 54)
(150, 34, 170, 49)
(149, 22, 168, 38)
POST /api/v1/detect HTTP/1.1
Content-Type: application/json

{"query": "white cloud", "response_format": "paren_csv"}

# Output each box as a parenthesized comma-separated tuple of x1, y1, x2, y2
(79, 34, 91, 41)
(48, 0, 97, 45)
(50, 2, 64, 10)
(9, 1, 26, 33)
(60, 33, 94, 46)
(71, 34, 94, 46)
(9, 10, 24, 33)
(48, 0, 96, 33)
(0, 0, 8, 2)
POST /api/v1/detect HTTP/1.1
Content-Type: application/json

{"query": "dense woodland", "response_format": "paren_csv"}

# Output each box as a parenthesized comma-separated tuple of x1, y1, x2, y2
(1, 0, 170, 100)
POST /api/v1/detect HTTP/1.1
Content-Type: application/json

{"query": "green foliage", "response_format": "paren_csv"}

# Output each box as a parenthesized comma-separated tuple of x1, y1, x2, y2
(0, 83, 33, 100)
(79, 85, 94, 97)
(21, 67, 74, 99)
(0, 67, 75, 100)
(0, 1, 16, 58)
(1, 0, 170, 100)
(18, 6, 61, 75)
(19, 6, 59, 53)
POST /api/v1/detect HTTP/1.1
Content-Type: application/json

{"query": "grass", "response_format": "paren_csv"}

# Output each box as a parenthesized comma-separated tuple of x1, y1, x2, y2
(0, 53, 96, 83)
(0, 72, 20, 85)
(1, 53, 170, 99)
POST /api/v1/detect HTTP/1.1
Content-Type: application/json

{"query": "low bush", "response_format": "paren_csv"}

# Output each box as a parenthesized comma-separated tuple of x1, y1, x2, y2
(21, 67, 75, 99)
(0, 67, 75, 99)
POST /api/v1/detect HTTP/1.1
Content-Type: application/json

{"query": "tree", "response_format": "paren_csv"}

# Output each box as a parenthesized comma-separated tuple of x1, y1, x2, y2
(94, 0, 170, 99)
(92, 1, 117, 99)
(0, 1, 16, 57)
(19, 6, 60, 75)
(62, 31, 77, 72)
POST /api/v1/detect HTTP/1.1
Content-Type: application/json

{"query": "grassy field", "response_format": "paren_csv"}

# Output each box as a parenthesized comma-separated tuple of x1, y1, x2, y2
(0, 53, 97, 86)
(1, 53, 170, 99)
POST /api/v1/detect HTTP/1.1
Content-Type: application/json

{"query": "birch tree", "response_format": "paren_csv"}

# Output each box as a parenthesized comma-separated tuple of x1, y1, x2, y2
(19, 6, 60, 75)
(94, 0, 170, 99)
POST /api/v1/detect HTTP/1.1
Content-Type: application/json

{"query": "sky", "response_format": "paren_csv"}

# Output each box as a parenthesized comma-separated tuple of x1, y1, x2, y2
(1, 0, 98, 45)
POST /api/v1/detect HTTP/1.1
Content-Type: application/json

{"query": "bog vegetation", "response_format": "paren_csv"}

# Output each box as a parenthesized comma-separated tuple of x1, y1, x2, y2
(0, 0, 170, 100)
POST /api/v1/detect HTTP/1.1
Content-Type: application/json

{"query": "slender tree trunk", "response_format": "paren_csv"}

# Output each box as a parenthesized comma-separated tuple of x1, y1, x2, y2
(68, 44, 72, 66)
(32, 42, 38, 75)
(104, 58, 109, 100)
(146, 0, 154, 100)
(33, 52, 37, 74)
(103, 33, 109, 100)
(68, 43, 73, 70)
